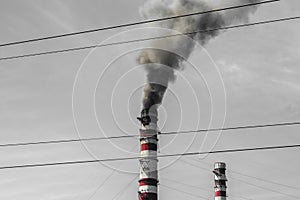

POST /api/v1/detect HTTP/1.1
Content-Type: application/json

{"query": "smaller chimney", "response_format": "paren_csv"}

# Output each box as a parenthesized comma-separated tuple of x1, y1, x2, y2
(213, 162, 227, 200)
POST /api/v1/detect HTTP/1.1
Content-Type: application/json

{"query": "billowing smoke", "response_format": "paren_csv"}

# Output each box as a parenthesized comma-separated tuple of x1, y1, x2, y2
(138, 0, 261, 113)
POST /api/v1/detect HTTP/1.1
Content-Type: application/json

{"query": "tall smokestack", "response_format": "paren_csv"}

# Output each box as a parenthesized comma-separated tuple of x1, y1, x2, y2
(213, 162, 227, 200)
(137, 1, 263, 199)
(138, 109, 159, 200)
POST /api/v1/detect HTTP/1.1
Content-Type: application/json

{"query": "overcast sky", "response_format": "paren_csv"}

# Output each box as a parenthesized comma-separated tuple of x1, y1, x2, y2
(0, 0, 300, 200)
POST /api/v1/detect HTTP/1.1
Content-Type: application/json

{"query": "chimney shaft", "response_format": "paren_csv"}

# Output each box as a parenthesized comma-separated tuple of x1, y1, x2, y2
(138, 109, 159, 200)
(214, 162, 227, 200)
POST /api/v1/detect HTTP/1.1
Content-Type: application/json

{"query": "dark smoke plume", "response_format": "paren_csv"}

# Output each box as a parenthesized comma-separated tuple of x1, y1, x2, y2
(138, 0, 261, 112)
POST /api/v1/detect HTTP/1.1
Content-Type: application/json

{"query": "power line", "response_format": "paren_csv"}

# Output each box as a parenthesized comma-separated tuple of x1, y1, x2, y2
(111, 174, 138, 200)
(160, 184, 209, 200)
(228, 167, 300, 191)
(230, 176, 299, 199)
(0, 135, 137, 148)
(164, 177, 208, 191)
(1, 15, 299, 61)
(86, 144, 138, 200)
(0, 0, 278, 48)
(1, 121, 299, 148)
(0, 144, 299, 170)
(163, 121, 300, 135)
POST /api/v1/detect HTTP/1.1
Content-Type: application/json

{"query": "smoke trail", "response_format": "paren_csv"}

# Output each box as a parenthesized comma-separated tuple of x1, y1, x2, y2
(138, 0, 261, 112)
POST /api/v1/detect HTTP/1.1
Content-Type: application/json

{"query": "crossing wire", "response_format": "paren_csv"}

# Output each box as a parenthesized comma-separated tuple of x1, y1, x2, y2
(0, 0, 279, 48)
(161, 184, 210, 200)
(0, 144, 299, 170)
(0, 121, 299, 148)
(1, 15, 299, 61)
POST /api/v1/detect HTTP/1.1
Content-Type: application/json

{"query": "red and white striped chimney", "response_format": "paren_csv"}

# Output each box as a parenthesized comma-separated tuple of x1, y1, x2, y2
(213, 162, 227, 200)
(138, 109, 159, 200)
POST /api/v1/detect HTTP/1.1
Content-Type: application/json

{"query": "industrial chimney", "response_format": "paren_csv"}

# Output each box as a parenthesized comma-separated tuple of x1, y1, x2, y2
(213, 162, 227, 200)
(137, 108, 159, 200)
